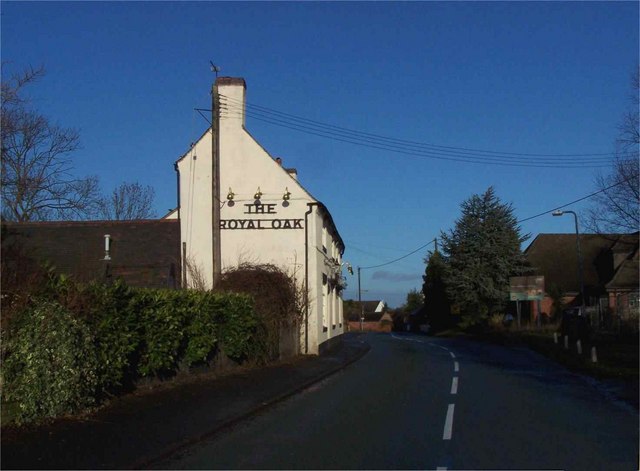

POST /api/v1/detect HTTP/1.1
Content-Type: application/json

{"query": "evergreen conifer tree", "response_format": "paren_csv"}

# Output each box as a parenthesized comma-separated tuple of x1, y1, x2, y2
(422, 250, 452, 332)
(440, 187, 529, 326)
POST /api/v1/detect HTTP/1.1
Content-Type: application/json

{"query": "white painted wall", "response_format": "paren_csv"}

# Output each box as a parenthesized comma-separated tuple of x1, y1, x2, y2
(176, 131, 214, 284)
(174, 78, 345, 354)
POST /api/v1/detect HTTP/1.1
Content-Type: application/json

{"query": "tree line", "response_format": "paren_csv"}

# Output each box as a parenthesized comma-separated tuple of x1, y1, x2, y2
(1, 65, 157, 222)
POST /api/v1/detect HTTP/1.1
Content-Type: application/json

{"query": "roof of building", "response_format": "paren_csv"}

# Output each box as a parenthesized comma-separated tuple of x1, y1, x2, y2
(314, 202, 345, 255)
(524, 233, 638, 293)
(344, 300, 386, 321)
(606, 247, 639, 290)
(2, 220, 181, 289)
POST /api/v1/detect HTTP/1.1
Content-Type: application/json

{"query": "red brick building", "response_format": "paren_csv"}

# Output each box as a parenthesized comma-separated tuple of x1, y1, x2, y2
(524, 232, 639, 326)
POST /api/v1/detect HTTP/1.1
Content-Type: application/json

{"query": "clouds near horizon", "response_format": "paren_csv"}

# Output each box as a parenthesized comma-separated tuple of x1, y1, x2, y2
(372, 271, 422, 282)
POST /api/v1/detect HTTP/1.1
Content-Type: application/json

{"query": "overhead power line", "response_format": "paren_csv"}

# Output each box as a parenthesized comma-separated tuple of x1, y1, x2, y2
(353, 176, 635, 269)
(516, 174, 636, 223)
(217, 94, 632, 168)
(218, 95, 615, 158)
(359, 239, 436, 270)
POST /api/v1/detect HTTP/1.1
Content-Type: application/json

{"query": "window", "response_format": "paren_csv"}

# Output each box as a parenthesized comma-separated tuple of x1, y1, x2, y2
(322, 220, 328, 254)
(322, 273, 328, 331)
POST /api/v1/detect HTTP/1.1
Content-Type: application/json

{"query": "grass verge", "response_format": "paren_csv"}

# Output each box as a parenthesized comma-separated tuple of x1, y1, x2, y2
(436, 326, 639, 381)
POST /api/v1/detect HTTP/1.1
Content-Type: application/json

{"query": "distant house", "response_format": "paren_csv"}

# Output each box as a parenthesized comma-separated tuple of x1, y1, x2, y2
(344, 300, 391, 332)
(524, 233, 639, 325)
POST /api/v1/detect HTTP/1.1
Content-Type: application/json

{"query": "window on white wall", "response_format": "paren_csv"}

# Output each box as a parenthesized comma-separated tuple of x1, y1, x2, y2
(322, 220, 328, 254)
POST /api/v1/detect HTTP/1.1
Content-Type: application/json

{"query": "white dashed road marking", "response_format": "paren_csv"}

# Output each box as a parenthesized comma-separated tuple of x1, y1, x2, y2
(390, 334, 460, 466)
(443, 404, 455, 440)
(450, 377, 458, 395)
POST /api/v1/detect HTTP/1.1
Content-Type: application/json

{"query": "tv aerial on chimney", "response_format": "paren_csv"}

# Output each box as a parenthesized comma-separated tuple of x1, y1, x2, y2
(210, 61, 221, 77)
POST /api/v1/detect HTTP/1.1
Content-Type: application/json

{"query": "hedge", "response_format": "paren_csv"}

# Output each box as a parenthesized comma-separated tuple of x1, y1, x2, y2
(2, 301, 99, 423)
(1, 278, 260, 424)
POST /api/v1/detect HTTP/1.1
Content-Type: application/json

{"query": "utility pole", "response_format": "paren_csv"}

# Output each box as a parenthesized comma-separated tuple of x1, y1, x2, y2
(552, 210, 585, 310)
(211, 79, 222, 287)
(358, 266, 364, 331)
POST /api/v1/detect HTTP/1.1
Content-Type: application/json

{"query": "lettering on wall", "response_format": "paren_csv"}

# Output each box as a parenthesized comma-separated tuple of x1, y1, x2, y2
(220, 203, 304, 230)
(243, 204, 277, 214)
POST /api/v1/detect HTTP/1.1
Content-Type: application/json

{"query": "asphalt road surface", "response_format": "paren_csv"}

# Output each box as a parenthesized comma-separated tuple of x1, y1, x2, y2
(153, 333, 638, 470)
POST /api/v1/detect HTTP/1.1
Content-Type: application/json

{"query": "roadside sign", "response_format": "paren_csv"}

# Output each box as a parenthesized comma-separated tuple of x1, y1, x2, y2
(509, 276, 544, 301)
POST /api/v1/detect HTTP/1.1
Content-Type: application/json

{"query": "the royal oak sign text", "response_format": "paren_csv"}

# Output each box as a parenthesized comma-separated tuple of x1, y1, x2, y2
(221, 203, 304, 230)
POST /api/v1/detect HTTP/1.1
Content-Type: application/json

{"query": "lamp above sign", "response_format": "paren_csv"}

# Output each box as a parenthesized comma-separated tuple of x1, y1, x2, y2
(509, 276, 545, 301)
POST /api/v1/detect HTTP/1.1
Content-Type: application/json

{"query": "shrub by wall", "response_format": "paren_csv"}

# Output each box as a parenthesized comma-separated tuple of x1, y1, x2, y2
(219, 264, 302, 362)
(187, 291, 263, 365)
(182, 291, 216, 366)
(216, 294, 262, 362)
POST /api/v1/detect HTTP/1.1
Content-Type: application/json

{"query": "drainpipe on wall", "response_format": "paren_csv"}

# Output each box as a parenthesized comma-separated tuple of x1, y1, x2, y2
(305, 202, 319, 354)
(174, 161, 181, 222)
(182, 242, 187, 289)
(174, 161, 184, 288)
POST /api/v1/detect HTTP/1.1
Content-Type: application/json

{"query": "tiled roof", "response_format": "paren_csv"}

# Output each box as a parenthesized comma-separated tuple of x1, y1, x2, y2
(524, 233, 638, 294)
(607, 247, 639, 290)
(2, 220, 181, 289)
(344, 300, 385, 321)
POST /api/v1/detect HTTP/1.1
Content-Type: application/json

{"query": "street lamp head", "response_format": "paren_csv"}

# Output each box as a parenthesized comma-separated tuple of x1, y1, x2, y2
(552, 210, 564, 216)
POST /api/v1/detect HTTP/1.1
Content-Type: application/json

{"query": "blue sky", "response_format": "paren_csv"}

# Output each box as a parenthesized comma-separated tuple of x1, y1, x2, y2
(2, 1, 638, 307)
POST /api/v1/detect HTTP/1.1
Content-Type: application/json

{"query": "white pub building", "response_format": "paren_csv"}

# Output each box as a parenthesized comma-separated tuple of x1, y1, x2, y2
(168, 77, 346, 355)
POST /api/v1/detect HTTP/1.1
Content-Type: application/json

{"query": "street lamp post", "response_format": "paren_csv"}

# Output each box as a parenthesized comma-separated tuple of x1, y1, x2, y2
(552, 210, 586, 311)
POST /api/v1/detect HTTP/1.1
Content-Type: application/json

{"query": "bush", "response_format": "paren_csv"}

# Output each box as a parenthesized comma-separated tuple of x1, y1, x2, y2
(84, 280, 139, 396)
(183, 292, 221, 366)
(2, 301, 98, 424)
(219, 264, 302, 361)
(134, 289, 189, 377)
(132, 289, 259, 376)
(217, 294, 262, 362)
(1, 272, 264, 423)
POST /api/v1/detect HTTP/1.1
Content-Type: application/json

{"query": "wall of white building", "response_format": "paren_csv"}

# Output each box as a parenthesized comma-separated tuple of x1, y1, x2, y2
(173, 77, 345, 354)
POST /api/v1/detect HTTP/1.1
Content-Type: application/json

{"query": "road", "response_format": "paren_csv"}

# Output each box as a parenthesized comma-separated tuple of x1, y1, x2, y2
(153, 333, 638, 470)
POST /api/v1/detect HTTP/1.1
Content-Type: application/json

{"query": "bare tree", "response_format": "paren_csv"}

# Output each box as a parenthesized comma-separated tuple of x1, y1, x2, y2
(96, 181, 157, 220)
(183, 254, 209, 291)
(1, 65, 100, 221)
(585, 69, 639, 234)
